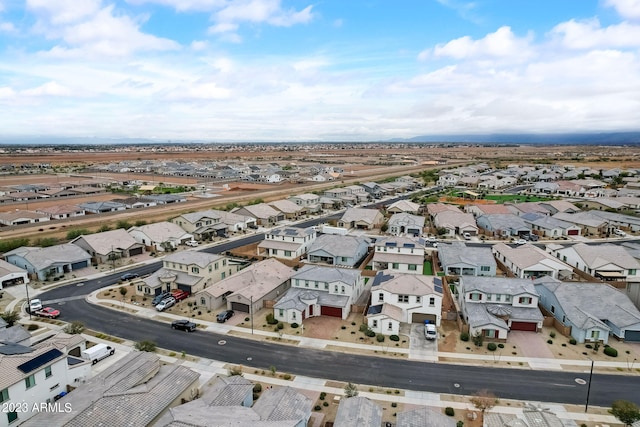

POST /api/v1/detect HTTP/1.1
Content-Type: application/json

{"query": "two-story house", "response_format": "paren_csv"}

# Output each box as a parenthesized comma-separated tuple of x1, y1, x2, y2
(274, 265, 365, 322)
(258, 226, 317, 260)
(548, 243, 640, 282)
(287, 193, 321, 213)
(307, 234, 370, 267)
(458, 276, 544, 340)
(372, 237, 424, 275)
(367, 271, 443, 335)
(437, 242, 497, 277)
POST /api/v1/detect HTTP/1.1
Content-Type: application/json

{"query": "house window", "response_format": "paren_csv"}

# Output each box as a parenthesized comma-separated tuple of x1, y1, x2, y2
(285, 251, 292, 257)
(505, 295, 511, 302)
(201, 297, 206, 305)
(272, 249, 278, 255)
(305, 281, 309, 288)
(208, 266, 212, 273)
(470, 293, 482, 301)
(480, 266, 490, 272)
(314, 282, 319, 289)
(378, 294, 384, 302)
(487, 294, 492, 301)
(551, 305, 555, 313)
(25, 375, 35, 389)
(408, 264, 417, 271)
(7, 412, 18, 424)
(372, 319, 378, 328)
(341, 286, 345, 294)
(215, 262, 219, 270)
(341, 257, 348, 263)
(334, 285, 338, 292)
(191, 267, 199, 274)
(221, 272, 226, 279)
(629, 269, 637, 275)
(292, 312, 297, 320)
(429, 297, 435, 306)
(392, 263, 399, 269)
(496, 295, 501, 302)
(0, 388, 8, 403)
(45, 365, 52, 378)
(518, 297, 532, 305)
(388, 322, 393, 330)
(398, 295, 409, 303)
(324, 283, 329, 290)
(590, 330, 600, 340)
(485, 329, 496, 338)
(416, 296, 421, 303)
(279, 309, 284, 317)
(223, 260, 227, 266)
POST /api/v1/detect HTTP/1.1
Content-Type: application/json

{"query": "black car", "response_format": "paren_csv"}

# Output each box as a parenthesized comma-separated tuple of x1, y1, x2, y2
(152, 292, 172, 306)
(171, 319, 197, 332)
(216, 310, 234, 323)
(121, 273, 139, 281)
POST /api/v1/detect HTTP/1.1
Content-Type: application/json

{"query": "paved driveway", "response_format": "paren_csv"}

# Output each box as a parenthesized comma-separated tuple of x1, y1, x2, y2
(508, 331, 555, 359)
(408, 323, 438, 360)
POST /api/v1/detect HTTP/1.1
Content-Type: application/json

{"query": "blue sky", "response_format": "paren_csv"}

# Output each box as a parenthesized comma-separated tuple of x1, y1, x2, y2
(0, 0, 639, 141)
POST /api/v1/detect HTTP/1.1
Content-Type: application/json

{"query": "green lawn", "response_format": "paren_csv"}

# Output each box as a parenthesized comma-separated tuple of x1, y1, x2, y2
(423, 260, 433, 275)
(484, 194, 554, 204)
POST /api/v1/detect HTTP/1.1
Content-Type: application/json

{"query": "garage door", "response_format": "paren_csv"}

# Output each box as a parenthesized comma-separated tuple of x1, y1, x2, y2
(129, 247, 143, 256)
(567, 229, 579, 235)
(71, 261, 88, 270)
(411, 313, 437, 324)
(177, 284, 191, 293)
(625, 330, 640, 342)
(231, 302, 250, 313)
(510, 321, 537, 331)
(320, 306, 342, 317)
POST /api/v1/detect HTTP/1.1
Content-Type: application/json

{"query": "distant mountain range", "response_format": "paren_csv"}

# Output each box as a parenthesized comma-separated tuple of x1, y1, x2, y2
(388, 132, 640, 145)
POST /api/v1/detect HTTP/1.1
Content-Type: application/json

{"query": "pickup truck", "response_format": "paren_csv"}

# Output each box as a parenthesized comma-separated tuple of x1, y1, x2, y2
(171, 290, 190, 302)
(34, 307, 60, 319)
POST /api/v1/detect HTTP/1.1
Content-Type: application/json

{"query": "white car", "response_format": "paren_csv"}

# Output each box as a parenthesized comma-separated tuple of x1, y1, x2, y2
(185, 240, 199, 247)
(29, 298, 43, 313)
(155, 297, 176, 312)
(463, 232, 471, 240)
(613, 229, 627, 237)
(514, 239, 527, 245)
(424, 323, 437, 340)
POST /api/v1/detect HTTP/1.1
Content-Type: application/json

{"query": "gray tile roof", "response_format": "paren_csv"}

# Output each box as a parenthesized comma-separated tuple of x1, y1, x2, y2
(334, 396, 382, 427)
(464, 303, 509, 330)
(293, 264, 361, 285)
(274, 287, 351, 310)
(72, 228, 141, 255)
(339, 208, 382, 225)
(438, 242, 496, 269)
(308, 234, 369, 258)
(396, 407, 457, 427)
(5, 244, 91, 271)
(202, 375, 254, 406)
(568, 243, 640, 269)
(164, 251, 224, 268)
(0, 344, 66, 390)
(388, 212, 426, 228)
(252, 386, 312, 423)
(461, 276, 537, 297)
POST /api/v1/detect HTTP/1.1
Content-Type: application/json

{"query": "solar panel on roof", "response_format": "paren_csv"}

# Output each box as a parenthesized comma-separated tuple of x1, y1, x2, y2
(17, 349, 63, 374)
(385, 242, 397, 247)
(403, 243, 415, 248)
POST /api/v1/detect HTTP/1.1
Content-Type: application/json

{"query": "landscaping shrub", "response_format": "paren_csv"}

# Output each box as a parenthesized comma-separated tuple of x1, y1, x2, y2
(376, 334, 385, 343)
(253, 393, 260, 400)
(390, 335, 400, 341)
(359, 324, 369, 332)
(445, 407, 455, 416)
(569, 338, 577, 345)
(487, 343, 497, 351)
(351, 321, 356, 326)
(253, 384, 262, 393)
(547, 339, 553, 344)
(497, 343, 504, 348)
(314, 405, 321, 411)
(341, 326, 346, 330)
(604, 346, 618, 357)
(319, 392, 326, 400)
(457, 421, 464, 427)
(460, 332, 469, 342)
(366, 330, 376, 337)
(585, 344, 592, 349)
(283, 374, 292, 380)
(277, 322, 284, 330)
(291, 323, 299, 328)
(27, 324, 39, 331)
(549, 331, 556, 338)
(391, 402, 397, 408)
(323, 402, 329, 407)
(266, 313, 279, 325)
(245, 317, 250, 322)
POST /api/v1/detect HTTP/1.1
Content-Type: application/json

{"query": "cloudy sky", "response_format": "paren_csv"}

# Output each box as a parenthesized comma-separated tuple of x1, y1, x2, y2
(0, 0, 639, 141)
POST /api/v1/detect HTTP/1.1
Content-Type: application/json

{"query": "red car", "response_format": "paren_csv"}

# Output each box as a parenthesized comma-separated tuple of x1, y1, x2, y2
(35, 307, 60, 319)
(171, 290, 190, 302)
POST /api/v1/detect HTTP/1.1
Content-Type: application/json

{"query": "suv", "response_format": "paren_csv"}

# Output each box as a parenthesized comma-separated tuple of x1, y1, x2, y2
(28, 298, 43, 313)
(424, 323, 437, 340)
(171, 290, 190, 302)
(171, 319, 197, 332)
(156, 297, 176, 312)
(121, 272, 139, 281)
(216, 310, 234, 323)
(152, 292, 172, 306)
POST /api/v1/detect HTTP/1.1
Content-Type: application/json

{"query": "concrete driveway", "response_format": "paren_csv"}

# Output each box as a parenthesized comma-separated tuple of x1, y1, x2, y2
(408, 323, 438, 361)
(508, 331, 555, 359)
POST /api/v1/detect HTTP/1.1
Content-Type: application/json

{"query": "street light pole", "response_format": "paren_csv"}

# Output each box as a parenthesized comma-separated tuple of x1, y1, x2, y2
(250, 295, 254, 335)
(584, 359, 594, 413)
(25, 281, 31, 320)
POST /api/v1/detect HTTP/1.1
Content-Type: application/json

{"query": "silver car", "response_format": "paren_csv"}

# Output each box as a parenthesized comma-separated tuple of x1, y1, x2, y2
(155, 297, 176, 312)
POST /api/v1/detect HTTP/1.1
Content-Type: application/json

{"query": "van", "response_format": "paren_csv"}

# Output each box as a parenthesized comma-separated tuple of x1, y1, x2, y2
(82, 343, 115, 365)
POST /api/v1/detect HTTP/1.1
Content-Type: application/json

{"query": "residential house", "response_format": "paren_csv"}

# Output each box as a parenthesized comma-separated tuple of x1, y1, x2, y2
(155, 377, 311, 427)
(579, 197, 627, 212)
(548, 243, 640, 282)
(466, 204, 511, 217)
(198, 258, 293, 313)
(268, 199, 306, 220)
(334, 397, 382, 427)
(492, 243, 572, 280)
(591, 210, 640, 233)
(538, 200, 580, 214)
(136, 251, 239, 296)
(458, 276, 544, 339)
(386, 200, 421, 214)
(425, 203, 462, 219)
(485, 403, 579, 427)
(397, 407, 457, 427)
(307, 234, 370, 267)
(71, 228, 145, 264)
(172, 209, 256, 239)
(476, 214, 530, 238)
(22, 352, 200, 427)
(433, 211, 478, 237)
(505, 202, 552, 217)
(438, 174, 459, 187)
(288, 193, 321, 213)
(0, 210, 50, 226)
(145, 194, 187, 204)
(274, 265, 365, 322)
(437, 242, 497, 276)
(360, 182, 385, 199)
(553, 212, 610, 237)
(343, 185, 370, 203)
(128, 221, 193, 252)
(535, 277, 640, 343)
(79, 200, 127, 214)
(522, 214, 582, 237)
(372, 236, 424, 274)
(34, 204, 85, 220)
(233, 203, 284, 226)
(113, 196, 157, 209)
(324, 188, 349, 199)
(0, 259, 29, 289)
(337, 208, 384, 230)
(367, 271, 443, 335)
(5, 244, 91, 281)
(387, 212, 425, 236)
(0, 318, 31, 346)
(258, 226, 317, 260)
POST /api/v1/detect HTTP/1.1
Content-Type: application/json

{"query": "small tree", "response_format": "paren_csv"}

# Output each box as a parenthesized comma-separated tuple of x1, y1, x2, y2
(119, 286, 128, 299)
(135, 340, 157, 352)
(63, 320, 85, 335)
(344, 382, 359, 398)
(610, 400, 640, 426)
(0, 310, 20, 327)
(470, 389, 499, 423)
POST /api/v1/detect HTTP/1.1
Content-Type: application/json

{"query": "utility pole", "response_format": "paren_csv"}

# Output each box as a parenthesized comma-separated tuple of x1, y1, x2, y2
(584, 359, 594, 413)
(250, 295, 254, 335)
(25, 282, 32, 320)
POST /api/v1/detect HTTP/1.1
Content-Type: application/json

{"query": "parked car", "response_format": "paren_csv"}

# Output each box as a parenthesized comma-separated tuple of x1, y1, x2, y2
(171, 319, 197, 332)
(613, 228, 627, 237)
(424, 323, 437, 340)
(28, 298, 43, 313)
(514, 239, 527, 245)
(463, 232, 471, 240)
(152, 292, 172, 306)
(34, 307, 60, 319)
(185, 240, 199, 247)
(216, 310, 234, 323)
(171, 290, 190, 302)
(121, 272, 139, 281)
(155, 297, 176, 312)
(82, 343, 114, 365)
(525, 234, 539, 242)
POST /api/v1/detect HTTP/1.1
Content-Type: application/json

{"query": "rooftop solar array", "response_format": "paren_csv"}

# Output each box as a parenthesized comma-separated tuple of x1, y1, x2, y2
(17, 349, 63, 374)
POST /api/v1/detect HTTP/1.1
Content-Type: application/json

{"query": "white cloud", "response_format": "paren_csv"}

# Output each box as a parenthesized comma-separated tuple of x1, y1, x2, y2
(550, 18, 640, 49)
(190, 40, 209, 51)
(26, 0, 101, 25)
(125, 0, 226, 12)
(420, 26, 533, 61)
(605, 0, 640, 20)
(22, 81, 72, 97)
(0, 21, 15, 32)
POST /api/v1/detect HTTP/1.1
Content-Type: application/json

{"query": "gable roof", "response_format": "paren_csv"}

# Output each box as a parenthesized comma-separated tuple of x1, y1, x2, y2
(5, 244, 91, 270)
(387, 200, 421, 212)
(388, 212, 426, 228)
(438, 242, 496, 269)
(163, 251, 225, 268)
(340, 208, 382, 225)
(461, 276, 537, 296)
(292, 264, 361, 285)
(334, 396, 382, 427)
(373, 271, 442, 296)
(72, 228, 141, 255)
(565, 243, 640, 269)
(201, 258, 293, 299)
(308, 234, 369, 258)
(236, 203, 280, 219)
(129, 221, 191, 242)
(492, 242, 570, 270)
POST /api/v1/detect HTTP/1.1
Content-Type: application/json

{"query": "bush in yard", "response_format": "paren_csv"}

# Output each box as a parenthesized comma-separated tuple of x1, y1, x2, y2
(366, 330, 376, 337)
(604, 346, 618, 357)
(390, 335, 400, 341)
(323, 402, 329, 407)
(27, 324, 39, 331)
(487, 342, 497, 351)
(376, 334, 385, 343)
(319, 392, 326, 400)
(550, 331, 556, 338)
(245, 317, 250, 322)
(497, 343, 504, 348)
(277, 322, 284, 330)
(457, 422, 464, 427)
(460, 332, 470, 342)
(445, 407, 455, 416)
(314, 405, 321, 411)
(291, 323, 299, 328)
(359, 324, 369, 332)
(547, 339, 553, 344)
(253, 384, 262, 393)
(266, 313, 279, 325)
(569, 338, 577, 345)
